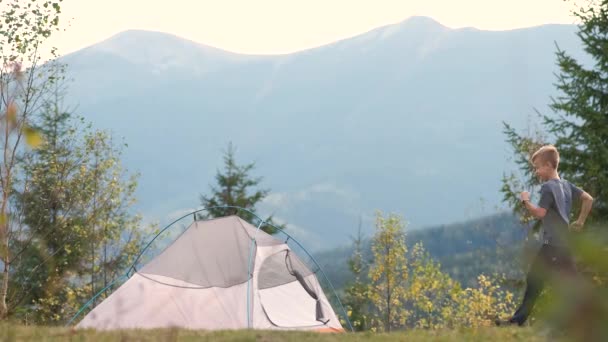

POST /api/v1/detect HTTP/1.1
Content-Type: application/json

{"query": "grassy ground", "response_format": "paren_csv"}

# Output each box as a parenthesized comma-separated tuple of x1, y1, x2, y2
(0, 324, 556, 342)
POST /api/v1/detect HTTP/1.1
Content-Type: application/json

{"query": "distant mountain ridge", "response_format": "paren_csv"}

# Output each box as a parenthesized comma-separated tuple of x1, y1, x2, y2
(315, 211, 530, 290)
(58, 16, 587, 249)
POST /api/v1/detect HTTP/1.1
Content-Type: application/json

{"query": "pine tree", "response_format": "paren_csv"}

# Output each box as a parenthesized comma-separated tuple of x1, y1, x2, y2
(502, 0, 608, 226)
(200, 142, 281, 234)
(9, 85, 145, 323)
(543, 1, 608, 222)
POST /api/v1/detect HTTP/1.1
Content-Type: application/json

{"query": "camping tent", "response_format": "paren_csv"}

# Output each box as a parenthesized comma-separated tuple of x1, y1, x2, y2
(75, 215, 345, 332)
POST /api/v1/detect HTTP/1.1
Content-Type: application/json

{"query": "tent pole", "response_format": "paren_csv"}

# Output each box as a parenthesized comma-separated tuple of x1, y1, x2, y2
(247, 219, 265, 329)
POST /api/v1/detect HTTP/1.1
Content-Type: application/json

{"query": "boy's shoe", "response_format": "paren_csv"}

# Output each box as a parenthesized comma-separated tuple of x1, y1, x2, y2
(494, 318, 518, 327)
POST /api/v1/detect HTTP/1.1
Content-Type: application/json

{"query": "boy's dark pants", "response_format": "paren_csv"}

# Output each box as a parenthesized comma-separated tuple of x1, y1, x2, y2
(510, 244, 577, 325)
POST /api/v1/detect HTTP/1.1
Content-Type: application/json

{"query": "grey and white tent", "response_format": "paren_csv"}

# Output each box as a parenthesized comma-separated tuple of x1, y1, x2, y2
(76, 215, 344, 332)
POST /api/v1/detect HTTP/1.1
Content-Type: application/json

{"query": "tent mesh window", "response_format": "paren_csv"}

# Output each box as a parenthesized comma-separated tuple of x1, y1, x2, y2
(258, 250, 314, 290)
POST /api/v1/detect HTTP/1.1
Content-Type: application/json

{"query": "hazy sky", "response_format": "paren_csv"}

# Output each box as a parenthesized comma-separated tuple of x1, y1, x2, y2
(45, 0, 576, 57)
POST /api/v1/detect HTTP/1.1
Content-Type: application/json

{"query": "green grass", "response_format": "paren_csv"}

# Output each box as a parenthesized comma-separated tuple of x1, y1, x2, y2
(0, 324, 555, 342)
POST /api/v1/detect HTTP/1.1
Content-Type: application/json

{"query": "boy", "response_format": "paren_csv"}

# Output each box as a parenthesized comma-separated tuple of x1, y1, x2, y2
(496, 145, 594, 326)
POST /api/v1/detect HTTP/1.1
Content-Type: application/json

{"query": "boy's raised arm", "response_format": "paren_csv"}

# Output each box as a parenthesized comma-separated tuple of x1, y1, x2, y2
(520, 191, 547, 219)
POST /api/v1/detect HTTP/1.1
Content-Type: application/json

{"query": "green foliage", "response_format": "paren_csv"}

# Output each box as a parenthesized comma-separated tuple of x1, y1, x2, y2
(367, 212, 409, 332)
(7, 85, 146, 324)
(343, 213, 516, 332)
(199, 142, 283, 234)
(0, 0, 63, 62)
(0, 0, 65, 320)
(320, 213, 526, 292)
(501, 123, 546, 232)
(342, 225, 370, 331)
(447, 274, 515, 328)
(404, 242, 462, 329)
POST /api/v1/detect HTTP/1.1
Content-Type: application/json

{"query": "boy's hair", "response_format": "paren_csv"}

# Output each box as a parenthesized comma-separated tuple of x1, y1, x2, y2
(531, 145, 560, 169)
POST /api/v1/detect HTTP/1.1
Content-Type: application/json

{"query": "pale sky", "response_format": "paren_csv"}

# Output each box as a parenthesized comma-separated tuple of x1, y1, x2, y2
(45, 0, 576, 57)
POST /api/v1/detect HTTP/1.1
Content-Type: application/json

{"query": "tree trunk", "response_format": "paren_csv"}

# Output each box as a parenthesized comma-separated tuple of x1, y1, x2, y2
(385, 244, 391, 332)
(0, 140, 11, 320)
(0, 189, 10, 320)
(0, 261, 8, 319)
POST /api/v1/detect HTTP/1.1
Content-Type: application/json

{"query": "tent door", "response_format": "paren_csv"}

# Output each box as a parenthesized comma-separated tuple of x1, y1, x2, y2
(257, 250, 329, 328)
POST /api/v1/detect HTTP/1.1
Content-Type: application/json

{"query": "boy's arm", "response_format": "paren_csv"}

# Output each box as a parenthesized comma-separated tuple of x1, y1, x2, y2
(571, 191, 594, 231)
(520, 191, 547, 219)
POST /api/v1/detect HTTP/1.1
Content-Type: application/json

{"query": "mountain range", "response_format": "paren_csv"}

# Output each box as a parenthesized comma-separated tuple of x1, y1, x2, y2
(59, 16, 588, 250)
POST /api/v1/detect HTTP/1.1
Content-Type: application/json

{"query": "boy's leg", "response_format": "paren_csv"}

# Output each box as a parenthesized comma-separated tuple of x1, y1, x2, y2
(554, 247, 577, 276)
(509, 245, 549, 325)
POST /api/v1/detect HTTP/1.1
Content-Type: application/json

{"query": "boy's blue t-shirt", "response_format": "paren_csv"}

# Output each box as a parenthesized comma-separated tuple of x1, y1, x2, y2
(537, 178, 583, 246)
